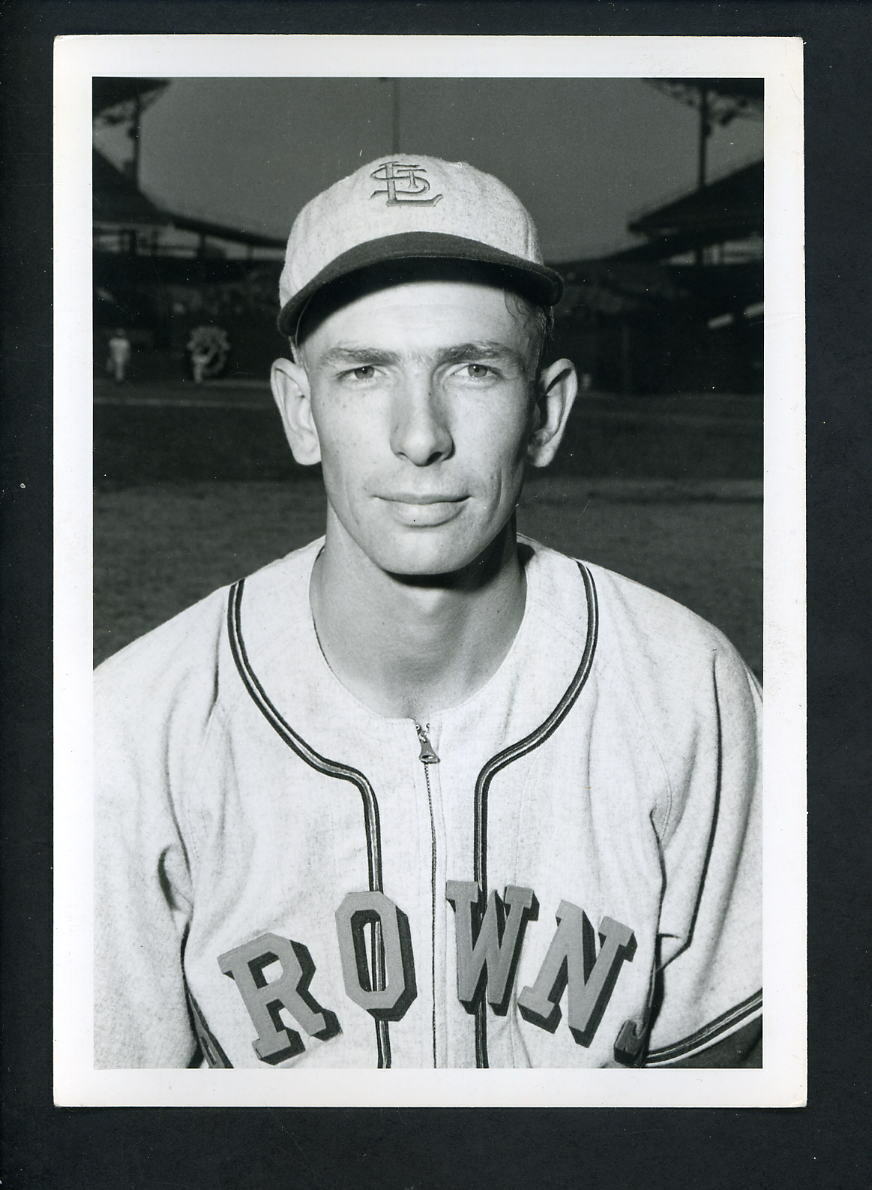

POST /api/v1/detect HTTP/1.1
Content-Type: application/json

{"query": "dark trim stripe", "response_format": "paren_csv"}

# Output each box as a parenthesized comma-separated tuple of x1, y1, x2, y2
(472, 562, 600, 1067)
(227, 579, 391, 1068)
(644, 988, 763, 1067)
(188, 991, 233, 1069)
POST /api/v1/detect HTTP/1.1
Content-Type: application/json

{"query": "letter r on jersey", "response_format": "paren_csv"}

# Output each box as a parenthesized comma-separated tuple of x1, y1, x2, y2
(446, 881, 538, 1014)
(218, 932, 339, 1065)
(517, 904, 636, 1047)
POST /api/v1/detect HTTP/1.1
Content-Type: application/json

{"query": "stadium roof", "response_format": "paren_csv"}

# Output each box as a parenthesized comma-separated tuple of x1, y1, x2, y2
(93, 148, 168, 226)
(162, 211, 285, 250)
(609, 159, 763, 261)
(93, 78, 169, 117)
(93, 148, 285, 248)
(648, 78, 764, 110)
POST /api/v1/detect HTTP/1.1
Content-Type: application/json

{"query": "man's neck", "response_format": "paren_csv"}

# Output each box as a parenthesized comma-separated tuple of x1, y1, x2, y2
(310, 528, 527, 720)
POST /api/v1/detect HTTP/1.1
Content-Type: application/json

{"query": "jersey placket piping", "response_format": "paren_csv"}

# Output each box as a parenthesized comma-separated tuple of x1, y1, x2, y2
(471, 562, 599, 1067)
(228, 579, 391, 1067)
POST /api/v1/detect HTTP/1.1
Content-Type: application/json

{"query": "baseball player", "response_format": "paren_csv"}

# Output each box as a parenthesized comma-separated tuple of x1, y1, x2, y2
(95, 155, 762, 1070)
(106, 327, 131, 383)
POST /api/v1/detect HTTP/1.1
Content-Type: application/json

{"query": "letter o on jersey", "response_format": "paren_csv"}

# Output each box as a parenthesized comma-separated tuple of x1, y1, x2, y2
(335, 891, 417, 1022)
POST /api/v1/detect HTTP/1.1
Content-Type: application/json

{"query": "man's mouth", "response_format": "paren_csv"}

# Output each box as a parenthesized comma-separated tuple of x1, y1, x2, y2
(381, 491, 467, 504)
(378, 494, 468, 526)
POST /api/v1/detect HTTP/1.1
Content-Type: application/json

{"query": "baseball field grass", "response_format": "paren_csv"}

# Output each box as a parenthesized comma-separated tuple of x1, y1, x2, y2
(93, 378, 763, 676)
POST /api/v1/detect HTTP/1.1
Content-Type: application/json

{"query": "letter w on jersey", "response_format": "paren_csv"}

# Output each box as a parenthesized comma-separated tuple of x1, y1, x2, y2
(446, 881, 538, 1014)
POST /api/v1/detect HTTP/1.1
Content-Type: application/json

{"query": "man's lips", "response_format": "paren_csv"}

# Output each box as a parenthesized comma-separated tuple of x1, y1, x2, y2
(376, 493, 468, 526)
(378, 492, 467, 505)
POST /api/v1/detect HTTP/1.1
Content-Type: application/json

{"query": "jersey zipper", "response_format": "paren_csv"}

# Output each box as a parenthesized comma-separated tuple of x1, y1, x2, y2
(414, 720, 440, 1067)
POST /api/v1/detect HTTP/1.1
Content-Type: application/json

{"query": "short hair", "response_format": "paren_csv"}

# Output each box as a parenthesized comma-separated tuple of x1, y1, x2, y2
(503, 291, 554, 376)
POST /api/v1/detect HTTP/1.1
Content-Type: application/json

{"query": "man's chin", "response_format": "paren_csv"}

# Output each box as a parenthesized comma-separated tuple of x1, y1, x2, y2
(376, 534, 513, 588)
(382, 555, 472, 586)
(369, 539, 478, 583)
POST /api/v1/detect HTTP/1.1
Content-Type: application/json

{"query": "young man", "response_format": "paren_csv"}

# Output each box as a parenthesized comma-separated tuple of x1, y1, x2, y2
(95, 155, 762, 1070)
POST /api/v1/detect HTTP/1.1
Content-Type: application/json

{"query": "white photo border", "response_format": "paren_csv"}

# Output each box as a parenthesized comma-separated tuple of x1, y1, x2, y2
(54, 33, 806, 1108)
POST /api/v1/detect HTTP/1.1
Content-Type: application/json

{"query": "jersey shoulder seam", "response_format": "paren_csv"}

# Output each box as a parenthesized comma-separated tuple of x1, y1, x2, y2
(575, 559, 681, 836)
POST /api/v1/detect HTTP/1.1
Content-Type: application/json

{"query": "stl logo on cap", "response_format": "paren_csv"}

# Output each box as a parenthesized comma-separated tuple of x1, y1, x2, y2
(369, 161, 443, 207)
(276, 153, 564, 338)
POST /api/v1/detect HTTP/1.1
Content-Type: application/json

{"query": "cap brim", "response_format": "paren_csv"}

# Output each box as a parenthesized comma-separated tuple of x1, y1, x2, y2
(277, 231, 564, 338)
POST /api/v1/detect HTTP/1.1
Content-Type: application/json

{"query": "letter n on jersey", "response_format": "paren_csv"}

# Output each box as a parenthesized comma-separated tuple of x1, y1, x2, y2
(517, 903, 637, 1047)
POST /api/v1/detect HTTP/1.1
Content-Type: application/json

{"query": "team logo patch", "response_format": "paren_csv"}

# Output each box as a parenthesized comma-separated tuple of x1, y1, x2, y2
(370, 161, 443, 206)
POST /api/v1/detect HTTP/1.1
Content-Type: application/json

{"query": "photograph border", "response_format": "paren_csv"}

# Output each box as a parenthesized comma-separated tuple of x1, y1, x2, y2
(53, 31, 805, 1109)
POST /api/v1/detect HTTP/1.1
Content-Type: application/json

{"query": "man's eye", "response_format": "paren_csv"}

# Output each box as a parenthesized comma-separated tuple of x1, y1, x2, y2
(461, 363, 495, 380)
(337, 361, 375, 380)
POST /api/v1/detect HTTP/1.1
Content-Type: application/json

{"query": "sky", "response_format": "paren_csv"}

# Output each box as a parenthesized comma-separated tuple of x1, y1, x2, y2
(95, 77, 763, 263)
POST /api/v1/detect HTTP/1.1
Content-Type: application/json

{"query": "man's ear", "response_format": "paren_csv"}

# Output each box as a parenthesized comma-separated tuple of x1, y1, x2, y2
(527, 358, 578, 469)
(270, 357, 321, 466)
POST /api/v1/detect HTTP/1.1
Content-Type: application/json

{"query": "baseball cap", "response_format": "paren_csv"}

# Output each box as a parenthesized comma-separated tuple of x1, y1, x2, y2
(277, 154, 564, 339)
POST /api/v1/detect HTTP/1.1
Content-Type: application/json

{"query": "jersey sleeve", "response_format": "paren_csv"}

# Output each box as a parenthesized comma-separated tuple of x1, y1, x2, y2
(644, 642, 762, 1068)
(94, 655, 202, 1068)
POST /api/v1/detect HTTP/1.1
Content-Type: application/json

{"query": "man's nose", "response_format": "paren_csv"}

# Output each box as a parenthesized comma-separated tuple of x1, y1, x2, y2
(389, 374, 454, 465)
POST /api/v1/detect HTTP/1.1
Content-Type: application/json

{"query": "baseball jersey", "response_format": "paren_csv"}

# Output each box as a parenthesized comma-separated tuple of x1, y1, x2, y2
(94, 536, 762, 1069)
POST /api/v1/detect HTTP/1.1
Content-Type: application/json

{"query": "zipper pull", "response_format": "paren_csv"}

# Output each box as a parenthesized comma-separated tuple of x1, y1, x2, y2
(415, 722, 440, 764)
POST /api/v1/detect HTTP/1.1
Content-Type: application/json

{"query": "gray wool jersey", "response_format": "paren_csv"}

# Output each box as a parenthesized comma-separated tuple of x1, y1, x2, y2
(94, 536, 762, 1069)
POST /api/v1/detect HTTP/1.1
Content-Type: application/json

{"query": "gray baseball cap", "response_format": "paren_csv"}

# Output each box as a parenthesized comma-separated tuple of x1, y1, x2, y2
(277, 154, 563, 338)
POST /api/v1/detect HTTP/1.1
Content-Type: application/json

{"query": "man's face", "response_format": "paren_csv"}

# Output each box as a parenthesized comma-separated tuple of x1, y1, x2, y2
(290, 279, 547, 579)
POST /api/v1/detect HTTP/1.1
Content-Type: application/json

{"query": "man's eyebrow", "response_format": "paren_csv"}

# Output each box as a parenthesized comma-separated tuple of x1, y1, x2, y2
(437, 342, 525, 367)
(316, 342, 526, 368)
(317, 346, 400, 368)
